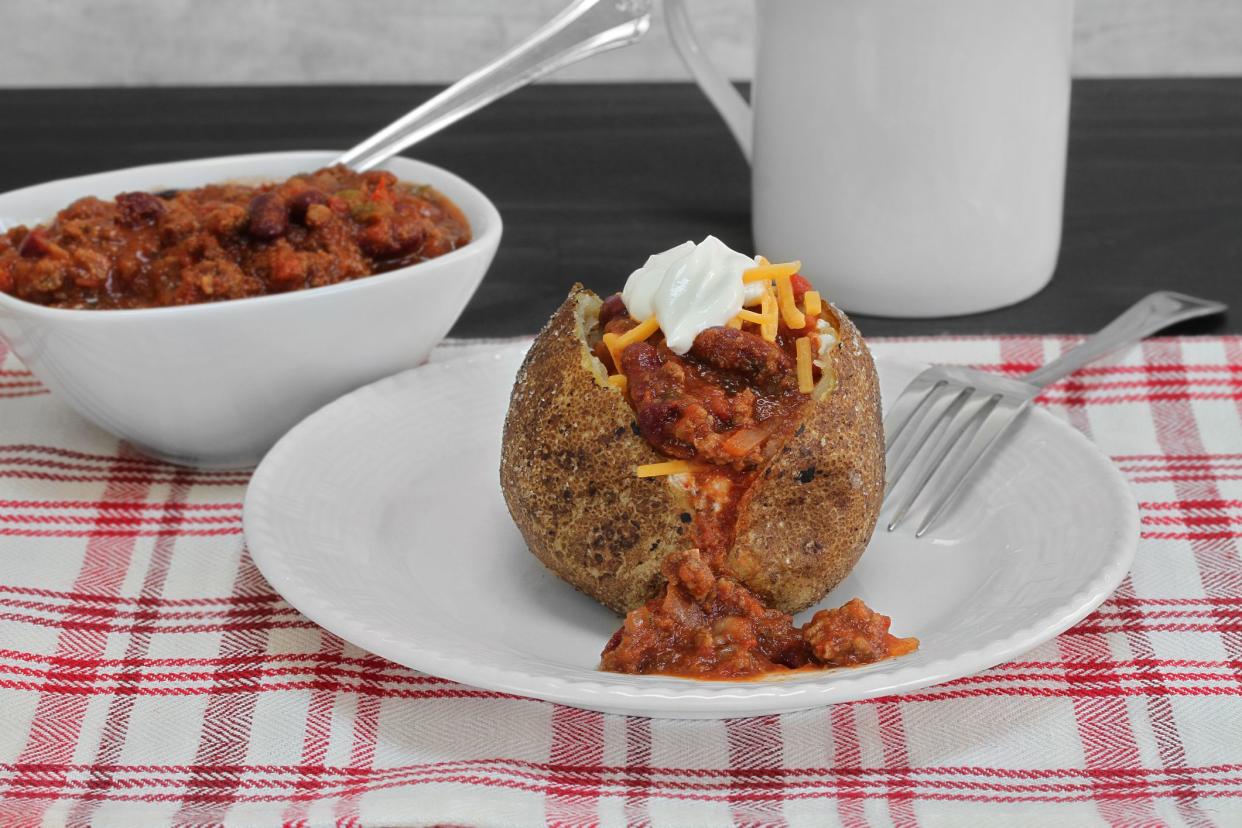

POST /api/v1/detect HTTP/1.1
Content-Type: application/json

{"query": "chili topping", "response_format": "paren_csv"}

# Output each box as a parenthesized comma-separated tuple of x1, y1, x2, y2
(0, 165, 471, 310)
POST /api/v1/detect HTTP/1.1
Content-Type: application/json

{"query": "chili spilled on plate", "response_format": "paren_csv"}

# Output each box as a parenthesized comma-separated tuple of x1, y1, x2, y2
(0, 165, 470, 309)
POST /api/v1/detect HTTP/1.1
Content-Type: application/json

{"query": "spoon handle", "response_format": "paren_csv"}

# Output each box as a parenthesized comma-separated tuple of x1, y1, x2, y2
(336, 0, 653, 171)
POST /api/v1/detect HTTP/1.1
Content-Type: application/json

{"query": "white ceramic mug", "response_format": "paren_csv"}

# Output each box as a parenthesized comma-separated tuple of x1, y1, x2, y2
(666, 0, 1075, 317)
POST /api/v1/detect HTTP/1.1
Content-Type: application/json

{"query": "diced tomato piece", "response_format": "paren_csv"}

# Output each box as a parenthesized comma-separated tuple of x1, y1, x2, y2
(790, 273, 812, 302)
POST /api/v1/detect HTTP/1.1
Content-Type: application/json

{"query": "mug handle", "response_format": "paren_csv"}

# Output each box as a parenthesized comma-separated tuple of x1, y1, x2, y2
(665, 0, 754, 161)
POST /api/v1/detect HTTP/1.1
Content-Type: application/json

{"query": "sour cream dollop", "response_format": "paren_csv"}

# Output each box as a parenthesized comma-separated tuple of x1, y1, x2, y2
(620, 236, 761, 354)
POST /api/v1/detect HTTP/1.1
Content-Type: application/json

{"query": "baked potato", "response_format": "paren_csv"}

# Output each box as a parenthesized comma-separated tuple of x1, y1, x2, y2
(499, 274, 884, 616)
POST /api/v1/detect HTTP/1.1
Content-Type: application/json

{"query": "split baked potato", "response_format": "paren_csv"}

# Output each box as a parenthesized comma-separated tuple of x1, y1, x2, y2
(499, 283, 884, 615)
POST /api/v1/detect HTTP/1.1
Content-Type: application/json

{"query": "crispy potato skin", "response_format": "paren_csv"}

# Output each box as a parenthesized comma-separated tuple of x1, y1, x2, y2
(727, 307, 885, 612)
(500, 286, 695, 614)
(500, 285, 885, 615)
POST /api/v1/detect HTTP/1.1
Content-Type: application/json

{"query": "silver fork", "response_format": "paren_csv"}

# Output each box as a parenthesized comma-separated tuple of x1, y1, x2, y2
(883, 291, 1227, 537)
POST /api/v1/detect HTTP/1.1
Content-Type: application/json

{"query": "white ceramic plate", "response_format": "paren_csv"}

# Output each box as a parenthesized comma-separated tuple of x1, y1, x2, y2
(244, 344, 1138, 719)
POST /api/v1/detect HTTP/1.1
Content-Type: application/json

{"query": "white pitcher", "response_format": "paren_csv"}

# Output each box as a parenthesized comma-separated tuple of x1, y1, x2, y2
(665, 0, 1075, 317)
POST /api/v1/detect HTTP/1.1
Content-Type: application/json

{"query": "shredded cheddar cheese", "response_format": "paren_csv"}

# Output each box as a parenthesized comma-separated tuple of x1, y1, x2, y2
(775, 273, 806, 329)
(726, 316, 743, 329)
(760, 291, 778, 342)
(735, 309, 767, 324)
(616, 316, 660, 347)
(607, 374, 628, 392)
(742, 260, 802, 284)
(796, 337, 814, 393)
(803, 290, 822, 317)
(602, 332, 623, 371)
(636, 460, 703, 478)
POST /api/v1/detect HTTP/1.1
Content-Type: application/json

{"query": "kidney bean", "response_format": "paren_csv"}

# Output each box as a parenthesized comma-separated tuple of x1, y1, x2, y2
(636, 399, 697, 460)
(598, 293, 627, 327)
(690, 326, 795, 392)
(115, 191, 166, 228)
(247, 192, 289, 239)
(620, 340, 663, 375)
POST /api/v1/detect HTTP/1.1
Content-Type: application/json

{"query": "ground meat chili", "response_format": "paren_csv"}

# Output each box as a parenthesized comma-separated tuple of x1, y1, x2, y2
(600, 549, 811, 677)
(596, 277, 918, 679)
(599, 550, 917, 678)
(0, 165, 471, 309)
(600, 303, 809, 472)
(803, 598, 920, 666)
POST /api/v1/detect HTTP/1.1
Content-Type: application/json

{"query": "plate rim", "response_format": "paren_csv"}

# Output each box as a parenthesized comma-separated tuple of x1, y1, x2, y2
(243, 343, 1140, 717)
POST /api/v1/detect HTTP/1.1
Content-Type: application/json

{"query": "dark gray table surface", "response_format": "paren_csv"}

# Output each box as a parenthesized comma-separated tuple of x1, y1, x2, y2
(1, 81, 1238, 337)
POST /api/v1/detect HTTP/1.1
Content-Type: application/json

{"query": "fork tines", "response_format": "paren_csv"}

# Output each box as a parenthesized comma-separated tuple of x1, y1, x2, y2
(882, 366, 1037, 537)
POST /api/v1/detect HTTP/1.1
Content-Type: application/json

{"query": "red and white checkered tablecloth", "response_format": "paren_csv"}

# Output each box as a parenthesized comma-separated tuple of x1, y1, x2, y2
(0, 334, 1239, 828)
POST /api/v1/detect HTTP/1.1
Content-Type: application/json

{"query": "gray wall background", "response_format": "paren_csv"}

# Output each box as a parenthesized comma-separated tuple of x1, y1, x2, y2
(3, 0, 1240, 87)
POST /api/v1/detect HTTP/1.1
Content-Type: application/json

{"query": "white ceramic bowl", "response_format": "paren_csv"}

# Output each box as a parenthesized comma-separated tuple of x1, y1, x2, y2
(0, 151, 502, 468)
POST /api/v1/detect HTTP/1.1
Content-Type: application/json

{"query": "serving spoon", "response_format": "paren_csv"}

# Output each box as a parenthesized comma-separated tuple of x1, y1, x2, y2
(335, 0, 653, 172)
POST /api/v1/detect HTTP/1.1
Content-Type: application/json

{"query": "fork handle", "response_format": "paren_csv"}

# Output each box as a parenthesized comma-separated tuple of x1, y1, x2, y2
(1023, 291, 1226, 389)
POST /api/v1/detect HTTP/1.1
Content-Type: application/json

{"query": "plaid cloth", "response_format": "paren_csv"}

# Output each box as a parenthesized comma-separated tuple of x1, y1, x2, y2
(0, 333, 1239, 828)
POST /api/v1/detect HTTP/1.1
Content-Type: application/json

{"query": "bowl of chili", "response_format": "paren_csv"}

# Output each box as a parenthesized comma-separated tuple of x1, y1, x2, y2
(0, 151, 502, 467)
